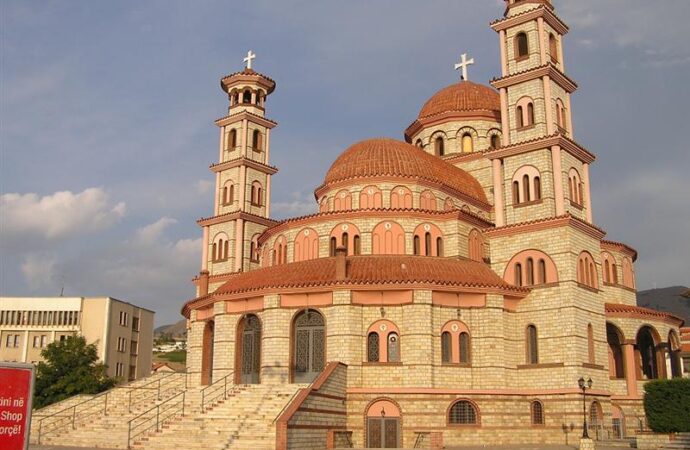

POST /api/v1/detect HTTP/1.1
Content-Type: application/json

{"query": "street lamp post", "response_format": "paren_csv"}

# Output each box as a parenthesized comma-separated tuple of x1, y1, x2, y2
(578, 377, 593, 439)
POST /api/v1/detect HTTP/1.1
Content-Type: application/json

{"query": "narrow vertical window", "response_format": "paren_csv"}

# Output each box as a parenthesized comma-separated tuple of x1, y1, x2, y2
(491, 134, 500, 149)
(459, 332, 470, 364)
(329, 237, 337, 257)
(342, 232, 349, 255)
(534, 177, 541, 200)
(436, 237, 443, 257)
(354, 235, 361, 255)
(515, 263, 523, 287)
(387, 333, 400, 362)
(527, 103, 535, 126)
(441, 332, 452, 363)
(413, 235, 421, 256)
(527, 325, 539, 364)
(435, 137, 445, 156)
(517, 106, 524, 128)
(588, 324, 595, 364)
(538, 259, 546, 285)
(367, 332, 380, 362)
(229, 129, 237, 149)
(512, 181, 520, 205)
(462, 133, 473, 153)
(531, 401, 545, 425)
(549, 34, 558, 63)
(523, 174, 531, 202)
(526, 258, 534, 286)
(516, 32, 529, 58)
(425, 232, 432, 256)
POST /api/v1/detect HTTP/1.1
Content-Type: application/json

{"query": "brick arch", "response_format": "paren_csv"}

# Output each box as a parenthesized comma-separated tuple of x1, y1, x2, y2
(431, 131, 448, 156)
(222, 179, 235, 205)
(390, 186, 413, 209)
(211, 232, 230, 262)
(511, 165, 542, 204)
(447, 398, 481, 426)
(413, 223, 443, 256)
(272, 235, 288, 266)
(568, 168, 583, 205)
(365, 398, 402, 418)
(367, 320, 401, 364)
(621, 257, 635, 289)
(577, 251, 598, 289)
(504, 249, 558, 287)
(372, 221, 405, 255)
(360, 185, 383, 209)
(606, 322, 626, 379)
(456, 127, 478, 154)
(515, 96, 535, 128)
(249, 234, 261, 262)
(293, 227, 319, 262)
(333, 189, 352, 211)
(330, 223, 361, 256)
(601, 251, 618, 285)
(420, 189, 438, 211)
(441, 320, 471, 364)
(636, 325, 664, 380)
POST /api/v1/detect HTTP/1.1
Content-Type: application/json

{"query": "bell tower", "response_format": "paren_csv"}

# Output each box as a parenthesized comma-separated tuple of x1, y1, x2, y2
(196, 52, 279, 296)
(488, 0, 594, 227)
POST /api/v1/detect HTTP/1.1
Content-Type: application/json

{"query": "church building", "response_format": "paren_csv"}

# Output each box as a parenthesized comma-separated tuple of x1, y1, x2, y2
(182, 0, 684, 447)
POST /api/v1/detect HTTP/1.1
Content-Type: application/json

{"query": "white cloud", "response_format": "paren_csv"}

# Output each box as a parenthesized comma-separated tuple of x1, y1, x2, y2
(1, 187, 126, 240)
(196, 179, 213, 195)
(134, 217, 177, 244)
(271, 192, 317, 218)
(20, 254, 58, 291)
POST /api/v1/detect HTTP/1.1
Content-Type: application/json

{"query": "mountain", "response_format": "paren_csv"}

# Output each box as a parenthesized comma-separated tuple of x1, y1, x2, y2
(637, 286, 690, 325)
(154, 319, 187, 338)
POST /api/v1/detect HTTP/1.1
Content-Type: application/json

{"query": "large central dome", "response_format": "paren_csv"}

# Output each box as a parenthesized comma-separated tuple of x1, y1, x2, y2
(417, 80, 500, 120)
(320, 138, 488, 204)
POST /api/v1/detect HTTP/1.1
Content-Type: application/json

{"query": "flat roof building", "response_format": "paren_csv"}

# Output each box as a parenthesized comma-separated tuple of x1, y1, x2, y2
(0, 296, 154, 381)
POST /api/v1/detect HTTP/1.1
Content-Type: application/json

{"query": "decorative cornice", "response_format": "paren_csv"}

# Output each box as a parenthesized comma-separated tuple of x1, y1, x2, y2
(197, 210, 278, 228)
(214, 110, 278, 128)
(605, 303, 684, 327)
(484, 133, 596, 164)
(485, 213, 606, 240)
(491, 63, 577, 93)
(491, 4, 568, 36)
(220, 68, 276, 95)
(601, 240, 638, 262)
(210, 157, 279, 175)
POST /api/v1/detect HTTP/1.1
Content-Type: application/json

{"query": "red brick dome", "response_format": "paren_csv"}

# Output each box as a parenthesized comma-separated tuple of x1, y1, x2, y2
(418, 81, 500, 120)
(321, 138, 488, 204)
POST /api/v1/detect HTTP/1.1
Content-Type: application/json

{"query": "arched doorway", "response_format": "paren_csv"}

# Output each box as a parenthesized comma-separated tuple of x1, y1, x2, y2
(668, 331, 682, 378)
(292, 309, 325, 383)
(589, 401, 603, 440)
(606, 323, 625, 379)
(201, 320, 215, 385)
(636, 326, 661, 380)
(366, 399, 401, 448)
(237, 314, 262, 384)
(611, 404, 625, 439)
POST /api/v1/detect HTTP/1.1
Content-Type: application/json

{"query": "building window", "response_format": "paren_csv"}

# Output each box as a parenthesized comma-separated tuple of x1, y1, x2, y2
(242, 89, 251, 103)
(415, 139, 422, 148)
(531, 400, 545, 425)
(212, 234, 230, 262)
(251, 181, 263, 207)
(119, 311, 128, 327)
(435, 136, 445, 156)
(490, 134, 501, 149)
(577, 251, 598, 289)
(132, 317, 140, 332)
(449, 400, 478, 425)
(461, 133, 473, 153)
(115, 362, 124, 377)
(367, 332, 380, 362)
(549, 33, 558, 63)
(387, 333, 400, 362)
(40, 335, 47, 348)
(33, 336, 40, 348)
(252, 130, 263, 151)
(587, 324, 595, 364)
(228, 129, 237, 150)
(568, 168, 583, 206)
(366, 321, 401, 363)
(459, 332, 471, 364)
(526, 325, 539, 364)
(222, 182, 235, 205)
(441, 332, 452, 363)
(515, 263, 523, 287)
(515, 32, 529, 59)
(131, 340, 138, 356)
(117, 337, 127, 353)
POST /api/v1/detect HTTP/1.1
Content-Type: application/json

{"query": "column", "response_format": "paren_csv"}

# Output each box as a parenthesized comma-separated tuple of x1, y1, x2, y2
(558, 37, 566, 72)
(623, 341, 637, 397)
(492, 159, 505, 226)
(551, 145, 565, 216)
(500, 88, 510, 146)
(265, 128, 271, 162)
(499, 30, 508, 77)
(214, 172, 221, 215)
(582, 163, 592, 223)
(238, 165, 247, 210)
(201, 226, 209, 271)
(537, 18, 547, 65)
(218, 125, 225, 162)
(565, 94, 574, 136)
(241, 119, 249, 157)
(235, 218, 245, 272)
(266, 175, 272, 218)
(543, 76, 554, 135)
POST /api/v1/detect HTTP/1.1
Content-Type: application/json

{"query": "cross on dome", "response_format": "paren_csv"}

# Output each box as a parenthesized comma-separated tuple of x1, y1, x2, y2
(243, 50, 256, 70)
(454, 53, 475, 81)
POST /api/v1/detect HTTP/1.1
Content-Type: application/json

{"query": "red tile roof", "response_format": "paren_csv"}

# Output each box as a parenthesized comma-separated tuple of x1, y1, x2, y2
(183, 255, 526, 316)
(320, 138, 488, 204)
(605, 303, 685, 326)
(418, 81, 500, 120)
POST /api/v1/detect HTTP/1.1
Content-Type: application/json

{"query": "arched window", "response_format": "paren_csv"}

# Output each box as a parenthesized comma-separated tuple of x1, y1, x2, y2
(587, 323, 595, 364)
(607, 323, 625, 379)
(512, 181, 520, 204)
(243, 89, 252, 103)
(273, 235, 287, 266)
(251, 181, 263, 206)
(420, 190, 437, 211)
(441, 332, 452, 363)
(360, 185, 382, 209)
(232, 92, 239, 105)
(538, 259, 546, 284)
(329, 237, 337, 257)
(515, 263, 523, 287)
(435, 136, 445, 156)
(415, 139, 422, 148)
(228, 129, 237, 150)
(526, 325, 539, 364)
(490, 134, 501, 149)
(390, 186, 413, 209)
(577, 251, 598, 289)
(533, 177, 541, 200)
(602, 252, 617, 285)
(569, 168, 583, 205)
(637, 326, 661, 380)
(523, 174, 531, 202)
(387, 333, 400, 362)
(549, 33, 558, 63)
(424, 233, 432, 256)
(531, 401, 545, 425)
(436, 237, 444, 257)
(250, 234, 261, 262)
(515, 32, 529, 59)
(468, 229, 485, 262)
(413, 223, 443, 257)
(333, 190, 352, 211)
(354, 235, 361, 255)
(252, 130, 262, 151)
(462, 133, 473, 153)
(330, 223, 361, 257)
(527, 103, 535, 125)
(516, 97, 535, 129)
(367, 332, 380, 362)
(459, 332, 470, 364)
(526, 258, 534, 285)
(449, 400, 478, 425)
(505, 250, 558, 286)
(211, 233, 230, 262)
(413, 235, 420, 256)
(622, 257, 635, 289)
(372, 222, 405, 255)
(293, 228, 319, 262)
(222, 181, 235, 205)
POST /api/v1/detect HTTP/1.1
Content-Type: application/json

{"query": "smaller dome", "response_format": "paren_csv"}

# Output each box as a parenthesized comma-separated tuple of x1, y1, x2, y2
(418, 81, 500, 120)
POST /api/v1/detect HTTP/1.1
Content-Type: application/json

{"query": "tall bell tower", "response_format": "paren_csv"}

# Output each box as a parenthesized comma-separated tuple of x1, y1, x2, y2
(196, 52, 279, 297)
(488, 0, 595, 227)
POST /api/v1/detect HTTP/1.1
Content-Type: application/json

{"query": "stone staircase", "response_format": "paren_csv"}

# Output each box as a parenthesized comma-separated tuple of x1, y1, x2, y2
(32, 372, 187, 448)
(132, 383, 304, 450)
(663, 433, 690, 450)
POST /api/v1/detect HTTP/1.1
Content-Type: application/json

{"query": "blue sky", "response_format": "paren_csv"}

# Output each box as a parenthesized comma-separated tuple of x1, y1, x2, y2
(2, 0, 689, 325)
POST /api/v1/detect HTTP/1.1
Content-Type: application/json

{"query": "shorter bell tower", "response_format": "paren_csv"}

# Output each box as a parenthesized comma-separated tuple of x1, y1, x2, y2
(196, 52, 279, 297)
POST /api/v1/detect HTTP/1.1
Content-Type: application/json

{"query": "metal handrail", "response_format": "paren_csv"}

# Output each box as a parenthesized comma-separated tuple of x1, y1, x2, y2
(127, 372, 185, 412)
(413, 431, 429, 448)
(127, 390, 186, 449)
(272, 388, 303, 424)
(199, 372, 234, 412)
(37, 390, 110, 444)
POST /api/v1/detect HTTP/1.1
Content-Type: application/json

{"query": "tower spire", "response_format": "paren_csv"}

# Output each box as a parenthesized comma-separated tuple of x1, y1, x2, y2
(243, 50, 256, 70)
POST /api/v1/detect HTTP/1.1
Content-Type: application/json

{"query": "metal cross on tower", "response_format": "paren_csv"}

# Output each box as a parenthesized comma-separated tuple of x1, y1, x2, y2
(243, 50, 256, 70)
(454, 53, 475, 81)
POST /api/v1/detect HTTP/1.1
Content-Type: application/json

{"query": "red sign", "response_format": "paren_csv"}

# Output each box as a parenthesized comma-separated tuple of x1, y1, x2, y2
(0, 363, 34, 450)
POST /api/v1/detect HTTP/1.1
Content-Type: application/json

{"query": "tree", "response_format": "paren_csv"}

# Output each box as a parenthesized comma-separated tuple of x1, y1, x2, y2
(643, 378, 690, 433)
(34, 335, 117, 409)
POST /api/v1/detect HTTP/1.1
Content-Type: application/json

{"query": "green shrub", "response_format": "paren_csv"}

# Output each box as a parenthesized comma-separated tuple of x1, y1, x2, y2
(643, 378, 690, 433)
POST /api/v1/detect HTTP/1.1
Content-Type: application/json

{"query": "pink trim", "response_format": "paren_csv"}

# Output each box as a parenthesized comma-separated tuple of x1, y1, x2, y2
(347, 387, 610, 396)
(280, 292, 333, 308)
(367, 320, 401, 363)
(293, 227, 319, 262)
(238, 165, 247, 210)
(582, 163, 592, 222)
(352, 290, 413, 305)
(225, 296, 264, 314)
(432, 292, 486, 308)
(503, 249, 559, 286)
(441, 320, 471, 364)
(623, 343, 637, 397)
(360, 185, 383, 209)
(537, 17, 547, 65)
(390, 185, 413, 209)
(235, 218, 244, 272)
(196, 307, 214, 320)
(201, 226, 209, 271)
(366, 399, 400, 418)
(499, 30, 508, 78)
(492, 159, 505, 226)
(371, 220, 405, 254)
